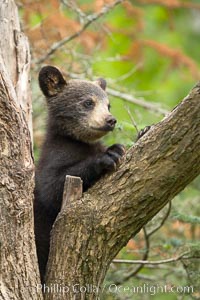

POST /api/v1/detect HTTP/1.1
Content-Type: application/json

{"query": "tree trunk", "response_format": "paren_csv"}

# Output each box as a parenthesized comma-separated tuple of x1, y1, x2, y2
(45, 83, 200, 299)
(0, 1, 42, 299)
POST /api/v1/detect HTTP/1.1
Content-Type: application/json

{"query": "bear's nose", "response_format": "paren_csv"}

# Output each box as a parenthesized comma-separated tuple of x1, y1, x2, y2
(106, 116, 117, 129)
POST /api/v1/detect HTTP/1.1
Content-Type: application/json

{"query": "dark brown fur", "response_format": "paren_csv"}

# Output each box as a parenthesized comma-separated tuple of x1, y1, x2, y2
(34, 66, 125, 283)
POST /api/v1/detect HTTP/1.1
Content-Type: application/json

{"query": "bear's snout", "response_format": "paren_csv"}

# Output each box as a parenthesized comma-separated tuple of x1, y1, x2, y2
(105, 115, 117, 130)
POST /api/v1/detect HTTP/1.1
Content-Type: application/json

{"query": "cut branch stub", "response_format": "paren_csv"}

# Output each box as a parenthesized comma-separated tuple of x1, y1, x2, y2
(61, 175, 83, 210)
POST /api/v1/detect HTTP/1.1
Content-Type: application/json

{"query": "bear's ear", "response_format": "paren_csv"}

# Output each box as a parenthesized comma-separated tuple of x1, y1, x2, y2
(38, 66, 66, 97)
(95, 78, 107, 91)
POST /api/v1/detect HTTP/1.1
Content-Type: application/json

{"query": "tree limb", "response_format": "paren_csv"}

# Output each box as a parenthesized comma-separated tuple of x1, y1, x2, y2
(107, 87, 168, 115)
(113, 251, 189, 265)
(35, 0, 125, 65)
(45, 82, 200, 299)
(114, 202, 171, 285)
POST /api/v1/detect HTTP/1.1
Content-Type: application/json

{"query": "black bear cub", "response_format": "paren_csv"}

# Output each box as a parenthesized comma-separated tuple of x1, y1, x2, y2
(34, 66, 125, 283)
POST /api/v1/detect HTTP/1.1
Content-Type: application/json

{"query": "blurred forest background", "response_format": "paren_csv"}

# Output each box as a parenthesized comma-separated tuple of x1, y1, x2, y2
(17, 0, 200, 299)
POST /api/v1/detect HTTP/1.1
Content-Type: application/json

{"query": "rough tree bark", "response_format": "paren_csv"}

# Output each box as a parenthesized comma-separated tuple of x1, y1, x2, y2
(45, 84, 200, 299)
(1, 2, 200, 300)
(0, 1, 42, 300)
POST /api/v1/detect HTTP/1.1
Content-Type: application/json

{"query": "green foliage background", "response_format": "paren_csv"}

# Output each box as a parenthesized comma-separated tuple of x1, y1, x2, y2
(21, 1, 200, 299)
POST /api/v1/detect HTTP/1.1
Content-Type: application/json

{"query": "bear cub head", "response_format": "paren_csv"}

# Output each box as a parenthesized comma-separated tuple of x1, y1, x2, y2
(39, 66, 116, 142)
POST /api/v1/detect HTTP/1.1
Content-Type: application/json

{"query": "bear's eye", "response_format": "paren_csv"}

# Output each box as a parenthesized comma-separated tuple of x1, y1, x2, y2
(84, 99, 94, 109)
(108, 104, 111, 111)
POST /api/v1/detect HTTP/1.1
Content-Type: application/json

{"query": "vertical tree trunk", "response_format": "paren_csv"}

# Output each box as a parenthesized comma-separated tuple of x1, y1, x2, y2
(0, 1, 42, 299)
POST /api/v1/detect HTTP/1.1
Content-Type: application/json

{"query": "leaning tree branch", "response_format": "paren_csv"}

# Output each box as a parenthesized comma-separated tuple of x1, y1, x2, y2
(45, 82, 200, 300)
